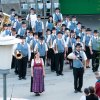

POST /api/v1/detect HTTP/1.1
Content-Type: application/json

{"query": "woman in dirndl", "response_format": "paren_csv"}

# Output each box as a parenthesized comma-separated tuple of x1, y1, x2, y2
(30, 52, 45, 96)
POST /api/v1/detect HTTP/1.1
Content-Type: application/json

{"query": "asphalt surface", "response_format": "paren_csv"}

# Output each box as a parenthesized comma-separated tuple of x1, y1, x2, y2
(0, 15, 100, 100)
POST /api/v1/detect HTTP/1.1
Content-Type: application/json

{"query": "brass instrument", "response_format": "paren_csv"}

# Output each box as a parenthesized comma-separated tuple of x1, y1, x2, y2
(15, 50, 23, 59)
(0, 13, 10, 32)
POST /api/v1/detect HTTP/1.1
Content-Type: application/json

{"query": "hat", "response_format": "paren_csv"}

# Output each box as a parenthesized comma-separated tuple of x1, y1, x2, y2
(30, 8, 35, 11)
(57, 31, 63, 35)
(86, 28, 91, 32)
(62, 24, 66, 27)
(77, 22, 81, 25)
(22, 21, 26, 24)
(46, 29, 51, 32)
(16, 35, 20, 38)
(34, 33, 38, 36)
(20, 36, 26, 39)
(94, 30, 98, 33)
(10, 8, 15, 12)
(65, 28, 70, 32)
(18, 15, 22, 18)
(37, 15, 41, 18)
(76, 36, 81, 40)
(52, 27, 56, 30)
(70, 30, 74, 33)
(95, 72, 100, 80)
(39, 36, 44, 40)
(81, 26, 86, 29)
(66, 15, 70, 18)
(75, 43, 82, 47)
(72, 16, 76, 18)
(55, 8, 60, 10)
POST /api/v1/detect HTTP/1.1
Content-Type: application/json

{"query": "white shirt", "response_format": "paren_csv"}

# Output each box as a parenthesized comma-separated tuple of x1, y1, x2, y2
(26, 14, 37, 22)
(46, 34, 51, 43)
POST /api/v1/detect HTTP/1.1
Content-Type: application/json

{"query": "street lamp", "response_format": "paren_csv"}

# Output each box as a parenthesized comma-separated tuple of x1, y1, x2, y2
(0, 36, 21, 100)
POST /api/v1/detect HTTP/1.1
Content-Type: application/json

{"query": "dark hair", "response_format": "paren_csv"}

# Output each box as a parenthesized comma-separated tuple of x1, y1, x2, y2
(84, 88, 90, 95)
(34, 51, 39, 59)
(89, 86, 95, 94)
(48, 15, 53, 23)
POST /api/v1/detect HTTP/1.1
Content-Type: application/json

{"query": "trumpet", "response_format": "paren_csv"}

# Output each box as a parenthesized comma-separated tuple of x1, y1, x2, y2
(15, 50, 23, 59)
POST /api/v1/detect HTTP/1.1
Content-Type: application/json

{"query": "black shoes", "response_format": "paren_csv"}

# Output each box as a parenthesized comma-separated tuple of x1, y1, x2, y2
(60, 73, 64, 76)
(78, 90, 83, 93)
(19, 77, 22, 80)
(35, 93, 40, 96)
(19, 77, 26, 80)
(57, 73, 60, 76)
(74, 89, 83, 93)
(56, 73, 64, 76)
(74, 90, 78, 93)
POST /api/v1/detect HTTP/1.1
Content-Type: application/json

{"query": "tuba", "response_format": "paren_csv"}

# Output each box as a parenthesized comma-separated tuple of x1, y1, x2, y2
(15, 50, 23, 59)
(0, 13, 10, 32)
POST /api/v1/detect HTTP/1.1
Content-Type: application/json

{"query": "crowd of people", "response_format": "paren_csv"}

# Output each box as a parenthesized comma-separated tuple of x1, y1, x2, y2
(0, 7, 100, 98)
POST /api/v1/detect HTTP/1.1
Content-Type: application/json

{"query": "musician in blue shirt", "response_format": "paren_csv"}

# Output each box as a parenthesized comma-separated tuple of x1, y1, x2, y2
(89, 30, 100, 72)
(68, 43, 87, 93)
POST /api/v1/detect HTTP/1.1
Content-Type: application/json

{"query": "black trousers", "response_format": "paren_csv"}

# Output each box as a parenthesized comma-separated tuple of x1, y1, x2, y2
(67, 47, 73, 68)
(73, 67, 84, 91)
(40, 56, 45, 65)
(38, 32, 43, 38)
(92, 50, 100, 72)
(11, 56, 18, 74)
(55, 52, 64, 74)
(51, 50, 56, 71)
(17, 56, 28, 78)
(11, 56, 16, 69)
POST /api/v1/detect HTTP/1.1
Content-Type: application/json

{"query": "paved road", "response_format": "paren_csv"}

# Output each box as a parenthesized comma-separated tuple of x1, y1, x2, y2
(0, 15, 100, 100)
(0, 63, 98, 100)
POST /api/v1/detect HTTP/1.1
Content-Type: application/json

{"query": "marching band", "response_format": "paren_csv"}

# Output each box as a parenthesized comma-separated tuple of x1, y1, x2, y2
(0, 8, 100, 95)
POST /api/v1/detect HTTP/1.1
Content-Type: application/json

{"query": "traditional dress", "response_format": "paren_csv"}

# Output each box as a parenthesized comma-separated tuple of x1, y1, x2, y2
(31, 59, 44, 93)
